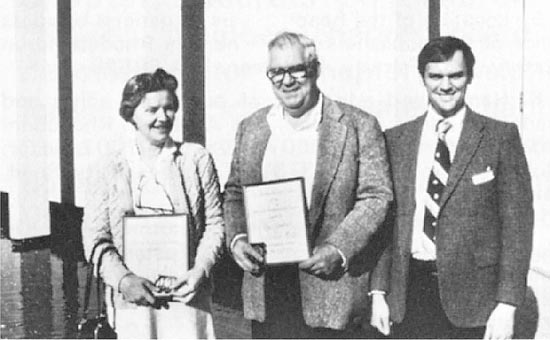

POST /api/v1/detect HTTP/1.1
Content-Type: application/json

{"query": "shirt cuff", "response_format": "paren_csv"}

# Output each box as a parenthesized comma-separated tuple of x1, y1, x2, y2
(334, 246, 348, 270)
(324, 242, 348, 270)
(230, 233, 248, 253)
(117, 272, 134, 293)
(368, 290, 387, 296)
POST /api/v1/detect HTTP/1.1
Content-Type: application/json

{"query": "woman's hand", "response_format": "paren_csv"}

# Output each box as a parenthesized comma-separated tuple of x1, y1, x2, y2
(172, 267, 207, 303)
(118, 273, 157, 306)
(370, 293, 391, 336)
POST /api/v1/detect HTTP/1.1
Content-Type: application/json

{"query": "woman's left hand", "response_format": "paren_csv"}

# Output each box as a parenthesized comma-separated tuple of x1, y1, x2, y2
(171, 267, 207, 303)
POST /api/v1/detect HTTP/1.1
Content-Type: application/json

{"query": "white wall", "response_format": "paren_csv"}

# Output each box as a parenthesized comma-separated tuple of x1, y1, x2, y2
(72, 0, 182, 207)
(0, 0, 17, 197)
(0, 0, 58, 238)
(440, 1, 523, 124)
(205, 0, 428, 184)
(522, 0, 550, 277)
(0, 1, 17, 197)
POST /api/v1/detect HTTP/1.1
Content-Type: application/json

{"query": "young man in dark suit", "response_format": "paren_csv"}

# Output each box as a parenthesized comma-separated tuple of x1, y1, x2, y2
(370, 36, 533, 339)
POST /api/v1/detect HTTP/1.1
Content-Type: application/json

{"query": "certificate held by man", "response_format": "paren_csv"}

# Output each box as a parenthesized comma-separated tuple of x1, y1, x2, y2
(243, 177, 310, 265)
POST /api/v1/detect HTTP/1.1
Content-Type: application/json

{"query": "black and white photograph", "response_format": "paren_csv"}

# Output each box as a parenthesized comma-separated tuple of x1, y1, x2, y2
(1, 0, 549, 338)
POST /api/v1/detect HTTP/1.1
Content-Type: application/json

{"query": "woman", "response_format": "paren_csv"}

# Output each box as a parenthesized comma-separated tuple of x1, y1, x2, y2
(81, 68, 224, 339)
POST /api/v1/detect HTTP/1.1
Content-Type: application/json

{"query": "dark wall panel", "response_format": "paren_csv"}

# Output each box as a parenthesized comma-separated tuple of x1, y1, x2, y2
(181, 0, 205, 145)
(58, 0, 74, 204)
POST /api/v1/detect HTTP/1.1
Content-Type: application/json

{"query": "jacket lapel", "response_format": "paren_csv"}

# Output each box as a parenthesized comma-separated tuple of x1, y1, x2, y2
(397, 115, 425, 217)
(394, 114, 425, 251)
(112, 153, 134, 215)
(439, 108, 484, 209)
(244, 111, 271, 184)
(308, 97, 347, 231)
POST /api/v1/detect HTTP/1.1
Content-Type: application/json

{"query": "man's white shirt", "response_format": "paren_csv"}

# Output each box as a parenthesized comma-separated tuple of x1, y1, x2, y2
(262, 94, 322, 206)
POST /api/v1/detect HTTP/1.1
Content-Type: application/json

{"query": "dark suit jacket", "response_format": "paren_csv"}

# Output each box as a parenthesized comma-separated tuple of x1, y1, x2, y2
(224, 96, 393, 329)
(371, 108, 533, 327)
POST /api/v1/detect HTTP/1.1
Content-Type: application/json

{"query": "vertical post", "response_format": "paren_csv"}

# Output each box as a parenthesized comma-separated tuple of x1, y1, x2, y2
(429, 0, 440, 40)
(181, 0, 205, 145)
(1, 192, 9, 238)
(58, 0, 74, 204)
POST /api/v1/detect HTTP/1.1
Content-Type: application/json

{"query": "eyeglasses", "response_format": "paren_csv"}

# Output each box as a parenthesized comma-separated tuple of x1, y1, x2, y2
(266, 62, 318, 86)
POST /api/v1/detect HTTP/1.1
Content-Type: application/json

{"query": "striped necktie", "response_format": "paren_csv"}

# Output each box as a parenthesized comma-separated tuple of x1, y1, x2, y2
(424, 120, 452, 241)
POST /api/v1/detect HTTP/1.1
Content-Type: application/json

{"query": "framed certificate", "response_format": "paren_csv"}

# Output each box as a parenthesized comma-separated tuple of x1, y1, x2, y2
(243, 177, 310, 265)
(122, 214, 189, 281)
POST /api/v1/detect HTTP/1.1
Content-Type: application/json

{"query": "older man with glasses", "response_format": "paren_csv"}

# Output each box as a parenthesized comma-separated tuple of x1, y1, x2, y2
(224, 31, 393, 338)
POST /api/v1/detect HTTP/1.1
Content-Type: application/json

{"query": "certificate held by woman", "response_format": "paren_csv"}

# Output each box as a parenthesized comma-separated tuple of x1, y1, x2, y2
(122, 214, 189, 283)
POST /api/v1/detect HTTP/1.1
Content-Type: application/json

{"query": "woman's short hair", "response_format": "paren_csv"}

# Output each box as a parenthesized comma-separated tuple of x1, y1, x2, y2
(417, 36, 475, 80)
(119, 68, 179, 123)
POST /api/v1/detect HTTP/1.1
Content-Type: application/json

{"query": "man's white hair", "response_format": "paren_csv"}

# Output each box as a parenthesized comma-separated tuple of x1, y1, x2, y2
(268, 32, 318, 63)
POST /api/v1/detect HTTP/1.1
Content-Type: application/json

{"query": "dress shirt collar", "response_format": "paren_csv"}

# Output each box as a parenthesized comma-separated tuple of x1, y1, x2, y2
(425, 103, 466, 133)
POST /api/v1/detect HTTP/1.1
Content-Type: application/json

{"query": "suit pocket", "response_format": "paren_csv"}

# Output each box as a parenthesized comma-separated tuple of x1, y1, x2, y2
(473, 246, 500, 268)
